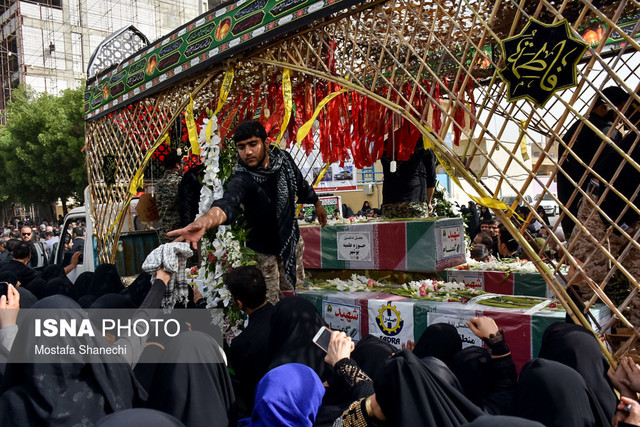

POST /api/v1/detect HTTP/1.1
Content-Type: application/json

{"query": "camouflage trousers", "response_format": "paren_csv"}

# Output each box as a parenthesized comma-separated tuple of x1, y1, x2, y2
(256, 237, 305, 305)
(569, 193, 640, 326)
(382, 202, 430, 219)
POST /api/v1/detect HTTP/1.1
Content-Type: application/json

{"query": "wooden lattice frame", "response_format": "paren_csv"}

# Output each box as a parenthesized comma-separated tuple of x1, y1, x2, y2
(247, 0, 640, 364)
(86, 73, 220, 264)
(86, 0, 640, 364)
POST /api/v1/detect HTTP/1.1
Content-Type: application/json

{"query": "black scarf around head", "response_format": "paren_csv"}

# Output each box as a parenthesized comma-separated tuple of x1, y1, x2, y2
(1, 295, 142, 426)
(538, 322, 617, 420)
(509, 358, 610, 427)
(374, 350, 483, 426)
(236, 146, 299, 287)
(266, 296, 328, 380)
(146, 331, 236, 427)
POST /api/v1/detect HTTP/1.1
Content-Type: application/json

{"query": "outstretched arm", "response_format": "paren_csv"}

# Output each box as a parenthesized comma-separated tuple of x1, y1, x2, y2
(64, 251, 81, 275)
(168, 206, 228, 250)
(315, 201, 328, 227)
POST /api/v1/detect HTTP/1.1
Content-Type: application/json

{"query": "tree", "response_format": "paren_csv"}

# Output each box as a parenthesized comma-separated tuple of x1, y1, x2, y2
(0, 85, 87, 215)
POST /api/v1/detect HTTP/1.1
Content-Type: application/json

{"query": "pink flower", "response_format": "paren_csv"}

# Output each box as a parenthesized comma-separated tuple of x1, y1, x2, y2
(419, 284, 427, 296)
(367, 279, 376, 289)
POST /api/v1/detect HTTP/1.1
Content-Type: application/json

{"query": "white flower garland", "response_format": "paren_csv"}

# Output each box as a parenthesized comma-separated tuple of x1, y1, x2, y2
(403, 279, 469, 299)
(461, 258, 568, 274)
(194, 117, 235, 311)
(309, 274, 479, 301)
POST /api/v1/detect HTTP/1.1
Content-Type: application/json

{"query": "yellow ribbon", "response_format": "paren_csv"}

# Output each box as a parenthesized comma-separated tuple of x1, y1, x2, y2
(427, 137, 509, 211)
(519, 119, 530, 161)
(129, 133, 170, 196)
(297, 88, 348, 144)
(205, 116, 214, 142)
(213, 68, 234, 117)
(276, 69, 292, 145)
(185, 95, 200, 156)
(313, 162, 331, 186)
(106, 194, 133, 236)
(422, 135, 432, 150)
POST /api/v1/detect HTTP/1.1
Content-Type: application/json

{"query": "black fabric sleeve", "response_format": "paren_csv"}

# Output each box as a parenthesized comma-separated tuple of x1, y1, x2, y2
(177, 181, 190, 227)
(479, 331, 518, 415)
(211, 173, 250, 225)
(139, 278, 167, 309)
(287, 151, 319, 205)
(113, 278, 166, 366)
(424, 148, 437, 189)
(177, 172, 196, 227)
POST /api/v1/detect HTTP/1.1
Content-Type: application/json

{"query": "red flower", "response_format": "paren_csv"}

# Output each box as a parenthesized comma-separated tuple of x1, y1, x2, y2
(366, 279, 376, 289)
(419, 284, 427, 297)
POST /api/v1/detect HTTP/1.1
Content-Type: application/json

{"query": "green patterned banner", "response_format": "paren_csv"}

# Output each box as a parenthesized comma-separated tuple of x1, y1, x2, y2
(85, 0, 363, 120)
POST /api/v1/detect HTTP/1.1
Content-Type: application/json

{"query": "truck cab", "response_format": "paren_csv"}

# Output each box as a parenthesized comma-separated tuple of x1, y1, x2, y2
(52, 206, 96, 283)
(52, 187, 160, 282)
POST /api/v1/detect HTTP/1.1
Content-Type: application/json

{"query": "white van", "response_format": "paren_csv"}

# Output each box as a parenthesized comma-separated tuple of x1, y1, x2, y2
(52, 188, 160, 282)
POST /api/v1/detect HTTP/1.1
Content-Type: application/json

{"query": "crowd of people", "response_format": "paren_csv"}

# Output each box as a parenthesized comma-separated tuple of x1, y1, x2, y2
(0, 101, 635, 426)
(0, 261, 639, 426)
(0, 221, 87, 287)
(455, 199, 566, 265)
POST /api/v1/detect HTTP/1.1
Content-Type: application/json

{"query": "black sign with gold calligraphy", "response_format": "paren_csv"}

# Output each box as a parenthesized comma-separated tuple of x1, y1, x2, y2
(499, 18, 588, 108)
(101, 154, 118, 186)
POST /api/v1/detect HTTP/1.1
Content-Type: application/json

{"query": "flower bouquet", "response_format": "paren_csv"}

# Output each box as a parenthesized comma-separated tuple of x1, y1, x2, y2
(194, 115, 257, 344)
(305, 274, 562, 311)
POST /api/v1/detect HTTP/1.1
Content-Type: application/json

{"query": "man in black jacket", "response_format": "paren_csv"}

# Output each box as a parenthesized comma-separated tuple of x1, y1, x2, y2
(568, 90, 640, 326)
(0, 239, 10, 264)
(558, 86, 627, 237)
(225, 266, 274, 417)
(169, 121, 327, 303)
(20, 226, 47, 270)
(381, 137, 437, 218)
(0, 241, 40, 286)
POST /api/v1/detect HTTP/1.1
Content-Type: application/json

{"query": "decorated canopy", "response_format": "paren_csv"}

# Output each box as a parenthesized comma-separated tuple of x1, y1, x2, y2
(84, 0, 640, 365)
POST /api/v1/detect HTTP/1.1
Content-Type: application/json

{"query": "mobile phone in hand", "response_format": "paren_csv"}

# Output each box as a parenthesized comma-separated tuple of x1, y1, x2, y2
(312, 326, 332, 353)
(0, 282, 9, 298)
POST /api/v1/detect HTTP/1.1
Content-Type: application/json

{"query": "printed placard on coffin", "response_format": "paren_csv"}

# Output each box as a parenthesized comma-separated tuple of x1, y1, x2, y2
(368, 299, 414, 349)
(322, 293, 365, 341)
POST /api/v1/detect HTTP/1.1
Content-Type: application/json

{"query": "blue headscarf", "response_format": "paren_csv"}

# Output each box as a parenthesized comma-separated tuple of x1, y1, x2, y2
(241, 363, 325, 427)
